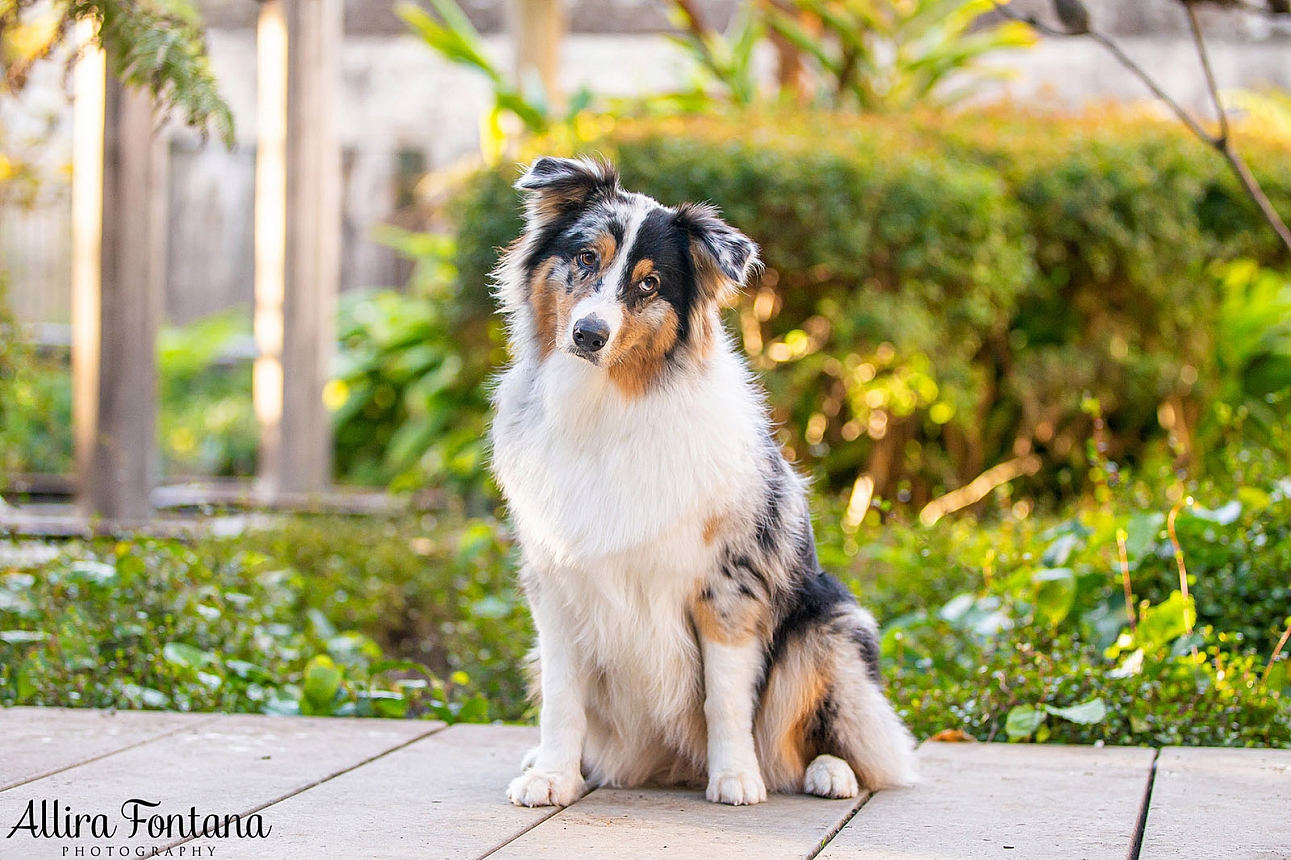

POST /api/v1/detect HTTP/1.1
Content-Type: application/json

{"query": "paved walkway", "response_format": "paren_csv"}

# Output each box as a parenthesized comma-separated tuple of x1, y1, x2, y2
(0, 708, 1286, 859)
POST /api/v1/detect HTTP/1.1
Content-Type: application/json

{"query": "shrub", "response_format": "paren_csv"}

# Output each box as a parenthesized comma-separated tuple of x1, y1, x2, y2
(4, 454, 1288, 745)
(0, 279, 22, 485)
(449, 108, 1291, 506)
(0, 514, 529, 721)
(332, 228, 499, 502)
(822, 432, 1291, 746)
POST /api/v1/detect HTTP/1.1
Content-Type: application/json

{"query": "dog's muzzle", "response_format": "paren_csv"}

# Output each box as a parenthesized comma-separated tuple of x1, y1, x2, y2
(571, 316, 610, 361)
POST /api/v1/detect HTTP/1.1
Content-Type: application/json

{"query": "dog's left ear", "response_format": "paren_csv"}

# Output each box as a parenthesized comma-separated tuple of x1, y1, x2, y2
(515, 156, 619, 229)
(675, 202, 759, 306)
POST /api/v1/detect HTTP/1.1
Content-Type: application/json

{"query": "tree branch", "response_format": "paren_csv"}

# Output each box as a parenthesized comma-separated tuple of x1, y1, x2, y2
(1184, 3, 1291, 250)
(1184, 4, 1230, 144)
(990, 0, 1291, 254)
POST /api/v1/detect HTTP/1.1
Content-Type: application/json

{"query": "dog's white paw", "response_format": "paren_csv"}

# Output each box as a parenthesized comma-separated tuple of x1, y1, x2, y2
(507, 769, 584, 808)
(706, 768, 767, 806)
(803, 754, 859, 799)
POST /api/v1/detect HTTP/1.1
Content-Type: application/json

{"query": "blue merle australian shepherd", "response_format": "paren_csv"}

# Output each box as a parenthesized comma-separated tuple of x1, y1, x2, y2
(490, 157, 916, 807)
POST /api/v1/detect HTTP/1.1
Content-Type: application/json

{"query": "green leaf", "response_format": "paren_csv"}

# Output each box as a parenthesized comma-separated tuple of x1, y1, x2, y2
(1005, 705, 1046, 741)
(162, 642, 214, 670)
(397, 2, 502, 83)
(1123, 513, 1165, 564)
(456, 695, 489, 723)
(16, 659, 38, 700)
(302, 655, 344, 716)
(1032, 568, 1076, 626)
(1044, 698, 1108, 725)
(1189, 500, 1242, 526)
(68, 560, 118, 585)
(371, 692, 409, 719)
(0, 630, 50, 644)
(225, 659, 274, 683)
(370, 659, 435, 677)
(1042, 533, 1082, 567)
(1136, 591, 1193, 653)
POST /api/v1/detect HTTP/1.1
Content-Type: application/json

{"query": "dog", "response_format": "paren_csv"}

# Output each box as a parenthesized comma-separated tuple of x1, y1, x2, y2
(489, 156, 917, 808)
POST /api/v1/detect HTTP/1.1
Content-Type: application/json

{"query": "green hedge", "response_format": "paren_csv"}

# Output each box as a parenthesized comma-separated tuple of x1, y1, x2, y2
(450, 108, 1291, 504)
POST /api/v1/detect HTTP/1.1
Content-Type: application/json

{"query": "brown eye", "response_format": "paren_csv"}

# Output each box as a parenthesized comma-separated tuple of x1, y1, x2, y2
(576, 249, 598, 269)
(639, 274, 660, 295)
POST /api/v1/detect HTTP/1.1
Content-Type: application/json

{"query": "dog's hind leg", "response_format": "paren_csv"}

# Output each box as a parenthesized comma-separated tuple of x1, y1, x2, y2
(756, 606, 916, 795)
(814, 606, 917, 791)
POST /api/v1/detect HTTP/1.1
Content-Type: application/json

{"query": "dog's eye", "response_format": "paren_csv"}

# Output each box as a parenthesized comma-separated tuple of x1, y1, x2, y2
(639, 274, 660, 295)
(576, 249, 598, 269)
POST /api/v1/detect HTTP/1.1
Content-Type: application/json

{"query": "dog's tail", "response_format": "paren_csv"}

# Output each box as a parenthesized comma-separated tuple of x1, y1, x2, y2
(756, 604, 918, 792)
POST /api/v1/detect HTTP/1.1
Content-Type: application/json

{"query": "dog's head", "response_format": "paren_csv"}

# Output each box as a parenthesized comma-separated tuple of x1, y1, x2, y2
(498, 156, 759, 395)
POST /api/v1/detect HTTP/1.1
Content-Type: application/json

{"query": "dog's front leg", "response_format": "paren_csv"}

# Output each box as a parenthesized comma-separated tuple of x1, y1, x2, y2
(508, 594, 587, 807)
(702, 638, 768, 805)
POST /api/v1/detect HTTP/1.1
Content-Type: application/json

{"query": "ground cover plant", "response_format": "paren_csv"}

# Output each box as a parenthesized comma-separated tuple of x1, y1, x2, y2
(3, 432, 1289, 744)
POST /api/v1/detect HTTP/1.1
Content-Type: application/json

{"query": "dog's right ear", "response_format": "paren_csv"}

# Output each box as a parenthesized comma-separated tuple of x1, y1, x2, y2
(515, 156, 619, 228)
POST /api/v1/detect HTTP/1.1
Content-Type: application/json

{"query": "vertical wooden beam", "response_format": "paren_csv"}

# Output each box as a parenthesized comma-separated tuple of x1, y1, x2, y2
(254, 0, 342, 502)
(72, 32, 165, 527)
(509, 0, 564, 107)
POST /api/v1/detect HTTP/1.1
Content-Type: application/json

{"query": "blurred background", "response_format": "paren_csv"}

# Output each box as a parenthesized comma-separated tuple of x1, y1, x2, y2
(1, 0, 1289, 745)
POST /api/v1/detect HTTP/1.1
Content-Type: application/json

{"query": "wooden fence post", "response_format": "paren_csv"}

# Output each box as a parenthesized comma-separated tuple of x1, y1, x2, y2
(254, 0, 342, 503)
(71, 36, 166, 527)
(509, 0, 565, 108)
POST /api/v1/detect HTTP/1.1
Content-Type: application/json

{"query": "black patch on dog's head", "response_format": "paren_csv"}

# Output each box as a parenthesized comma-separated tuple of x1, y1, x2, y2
(617, 207, 702, 346)
(515, 157, 622, 272)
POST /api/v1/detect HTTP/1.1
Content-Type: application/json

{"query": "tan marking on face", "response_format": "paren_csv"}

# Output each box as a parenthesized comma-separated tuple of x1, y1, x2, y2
(529, 231, 620, 360)
(702, 513, 723, 545)
(606, 302, 680, 398)
(631, 258, 655, 284)
(529, 257, 559, 359)
(590, 233, 617, 266)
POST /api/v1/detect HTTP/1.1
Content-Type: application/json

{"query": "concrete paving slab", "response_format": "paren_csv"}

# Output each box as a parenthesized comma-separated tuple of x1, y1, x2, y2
(816, 743, 1156, 860)
(0, 707, 218, 791)
(1139, 746, 1291, 860)
(0, 713, 441, 860)
(231, 723, 547, 860)
(487, 785, 867, 860)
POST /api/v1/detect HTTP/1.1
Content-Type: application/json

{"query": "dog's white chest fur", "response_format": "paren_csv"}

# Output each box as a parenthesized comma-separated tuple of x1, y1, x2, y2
(492, 347, 765, 774)
(492, 348, 762, 565)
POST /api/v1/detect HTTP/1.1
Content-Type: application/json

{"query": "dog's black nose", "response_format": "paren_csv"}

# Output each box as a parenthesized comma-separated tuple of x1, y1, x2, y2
(572, 317, 610, 353)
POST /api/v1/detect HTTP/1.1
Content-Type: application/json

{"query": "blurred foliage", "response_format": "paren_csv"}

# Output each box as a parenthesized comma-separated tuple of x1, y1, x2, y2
(0, 277, 22, 486)
(402, 0, 1031, 163)
(397, 0, 593, 164)
(0, 348, 71, 477)
(1231, 87, 1291, 144)
(0, 275, 72, 478)
(332, 227, 497, 504)
(842, 433, 1291, 745)
(449, 108, 1291, 506)
(667, 0, 763, 107)
(157, 310, 256, 478)
(4, 443, 1289, 743)
(759, 0, 1035, 111)
(0, 513, 523, 721)
(0, 311, 256, 480)
(1, 0, 233, 145)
